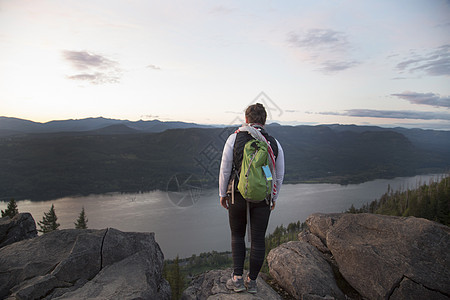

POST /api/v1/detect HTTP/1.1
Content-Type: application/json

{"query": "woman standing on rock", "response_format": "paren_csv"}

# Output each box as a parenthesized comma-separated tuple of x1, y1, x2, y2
(218, 103, 285, 294)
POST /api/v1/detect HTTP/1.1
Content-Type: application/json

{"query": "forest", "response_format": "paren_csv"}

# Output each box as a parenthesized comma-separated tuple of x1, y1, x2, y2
(1, 124, 449, 201)
(347, 174, 450, 225)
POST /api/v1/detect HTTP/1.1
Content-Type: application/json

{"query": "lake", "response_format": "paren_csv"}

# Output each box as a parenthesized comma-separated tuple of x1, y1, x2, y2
(0, 174, 441, 259)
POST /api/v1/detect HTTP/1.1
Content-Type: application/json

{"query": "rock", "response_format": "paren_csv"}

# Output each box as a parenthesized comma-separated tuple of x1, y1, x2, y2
(0, 228, 170, 299)
(0, 213, 37, 248)
(181, 268, 282, 300)
(305, 213, 342, 243)
(298, 230, 330, 254)
(390, 276, 450, 300)
(267, 241, 345, 300)
(306, 213, 450, 300)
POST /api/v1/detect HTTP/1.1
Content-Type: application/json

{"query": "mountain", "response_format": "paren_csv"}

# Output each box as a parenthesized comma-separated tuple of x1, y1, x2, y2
(0, 117, 47, 133)
(323, 124, 450, 153)
(1, 123, 449, 201)
(0, 116, 212, 136)
(88, 124, 141, 135)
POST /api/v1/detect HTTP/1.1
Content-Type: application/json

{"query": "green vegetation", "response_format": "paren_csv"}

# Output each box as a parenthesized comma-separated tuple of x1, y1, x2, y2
(1, 126, 449, 201)
(164, 255, 185, 300)
(1, 198, 18, 218)
(0, 128, 227, 201)
(268, 126, 447, 185)
(347, 175, 450, 226)
(74, 206, 88, 229)
(37, 204, 60, 233)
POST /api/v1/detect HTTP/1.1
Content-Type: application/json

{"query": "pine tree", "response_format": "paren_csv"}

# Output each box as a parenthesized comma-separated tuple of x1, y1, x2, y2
(38, 204, 60, 233)
(74, 207, 88, 229)
(164, 255, 184, 300)
(172, 255, 184, 299)
(1, 198, 19, 218)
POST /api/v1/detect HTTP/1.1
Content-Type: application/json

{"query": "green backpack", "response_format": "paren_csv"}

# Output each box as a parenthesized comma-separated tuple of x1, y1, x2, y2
(237, 139, 272, 202)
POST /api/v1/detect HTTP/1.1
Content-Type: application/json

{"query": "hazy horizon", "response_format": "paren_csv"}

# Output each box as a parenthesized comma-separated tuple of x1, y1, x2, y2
(2, 114, 450, 131)
(1, 1, 449, 130)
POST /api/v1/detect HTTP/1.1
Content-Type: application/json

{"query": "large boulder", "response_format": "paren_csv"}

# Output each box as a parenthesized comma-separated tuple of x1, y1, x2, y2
(0, 228, 171, 299)
(181, 268, 282, 300)
(267, 241, 345, 300)
(306, 213, 450, 300)
(0, 213, 37, 248)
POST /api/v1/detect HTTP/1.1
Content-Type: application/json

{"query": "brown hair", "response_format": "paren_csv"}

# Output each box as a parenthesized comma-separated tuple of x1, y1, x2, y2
(245, 103, 267, 125)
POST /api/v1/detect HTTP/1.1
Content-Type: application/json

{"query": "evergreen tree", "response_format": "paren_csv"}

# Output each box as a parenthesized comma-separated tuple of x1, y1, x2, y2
(38, 204, 60, 233)
(1, 198, 19, 218)
(346, 175, 450, 226)
(74, 206, 88, 229)
(164, 255, 184, 300)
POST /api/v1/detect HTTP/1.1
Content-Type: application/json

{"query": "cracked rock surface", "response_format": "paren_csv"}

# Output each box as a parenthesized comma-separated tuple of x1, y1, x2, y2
(303, 213, 450, 300)
(0, 228, 171, 299)
(267, 213, 450, 299)
(267, 241, 345, 300)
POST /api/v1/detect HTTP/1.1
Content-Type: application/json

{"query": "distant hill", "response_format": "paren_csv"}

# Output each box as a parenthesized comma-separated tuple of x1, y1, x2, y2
(0, 116, 212, 136)
(0, 121, 449, 201)
(323, 124, 450, 153)
(88, 124, 141, 135)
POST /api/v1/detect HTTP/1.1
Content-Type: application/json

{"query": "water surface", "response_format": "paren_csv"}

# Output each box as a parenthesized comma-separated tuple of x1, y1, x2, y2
(1, 174, 441, 258)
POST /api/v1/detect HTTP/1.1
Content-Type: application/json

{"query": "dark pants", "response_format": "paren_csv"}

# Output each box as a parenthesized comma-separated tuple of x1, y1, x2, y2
(228, 192, 271, 280)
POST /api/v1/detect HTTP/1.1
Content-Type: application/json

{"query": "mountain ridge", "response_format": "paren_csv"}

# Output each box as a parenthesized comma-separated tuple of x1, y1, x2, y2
(1, 117, 450, 201)
(1, 122, 449, 201)
(0, 116, 212, 135)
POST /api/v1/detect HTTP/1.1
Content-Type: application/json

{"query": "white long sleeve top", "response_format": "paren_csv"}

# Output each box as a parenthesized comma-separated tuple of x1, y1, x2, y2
(218, 131, 285, 202)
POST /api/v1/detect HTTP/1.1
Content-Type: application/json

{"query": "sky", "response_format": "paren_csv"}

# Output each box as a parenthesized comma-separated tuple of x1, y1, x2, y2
(0, 0, 449, 129)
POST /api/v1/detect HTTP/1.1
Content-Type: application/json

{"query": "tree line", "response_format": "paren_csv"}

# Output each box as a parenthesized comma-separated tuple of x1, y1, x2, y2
(1, 199, 88, 232)
(347, 174, 450, 225)
(3, 126, 450, 202)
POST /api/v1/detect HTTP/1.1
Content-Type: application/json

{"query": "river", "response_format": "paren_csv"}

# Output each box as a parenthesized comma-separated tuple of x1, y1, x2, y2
(0, 174, 441, 259)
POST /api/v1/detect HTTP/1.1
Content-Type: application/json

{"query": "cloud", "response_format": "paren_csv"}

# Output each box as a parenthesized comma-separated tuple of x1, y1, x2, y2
(392, 92, 450, 108)
(62, 50, 121, 84)
(287, 28, 359, 74)
(66, 72, 120, 85)
(395, 45, 450, 76)
(141, 114, 159, 120)
(288, 28, 348, 50)
(146, 64, 161, 70)
(435, 21, 450, 28)
(317, 60, 360, 74)
(318, 109, 450, 121)
(62, 50, 117, 70)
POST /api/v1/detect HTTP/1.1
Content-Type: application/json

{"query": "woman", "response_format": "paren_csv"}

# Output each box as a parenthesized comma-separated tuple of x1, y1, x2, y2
(218, 103, 285, 294)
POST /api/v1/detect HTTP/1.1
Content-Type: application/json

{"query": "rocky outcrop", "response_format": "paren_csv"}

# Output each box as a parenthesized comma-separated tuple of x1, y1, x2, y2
(267, 241, 345, 300)
(0, 228, 171, 299)
(181, 268, 282, 300)
(0, 213, 37, 248)
(268, 213, 450, 300)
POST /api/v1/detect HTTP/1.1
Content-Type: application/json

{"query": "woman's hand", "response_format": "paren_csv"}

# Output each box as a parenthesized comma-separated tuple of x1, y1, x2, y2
(220, 196, 229, 210)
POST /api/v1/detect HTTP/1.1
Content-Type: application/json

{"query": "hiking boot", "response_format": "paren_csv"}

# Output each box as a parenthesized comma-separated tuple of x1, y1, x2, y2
(245, 276, 257, 294)
(226, 274, 245, 292)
